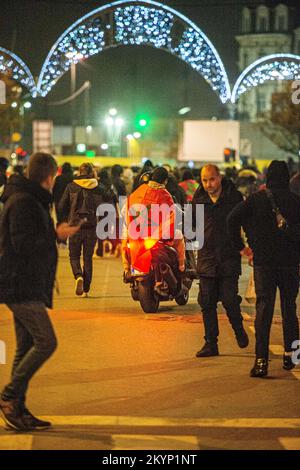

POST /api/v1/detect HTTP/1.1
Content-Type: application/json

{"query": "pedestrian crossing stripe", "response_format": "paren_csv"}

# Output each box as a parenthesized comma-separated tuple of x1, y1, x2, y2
(0, 433, 299, 450)
(278, 438, 300, 450)
(0, 435, 33, 450)
(1, 417, 300, 450)
(270, 344, 284, 355)
(1, 416, 299, 428)
(113, 434, 199, 450)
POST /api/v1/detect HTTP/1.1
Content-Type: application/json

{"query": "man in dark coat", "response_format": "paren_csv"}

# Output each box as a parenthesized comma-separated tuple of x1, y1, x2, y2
(192, 164, 249, 357)
(228, 160, 300, 377)
(0, 153, 79, 431)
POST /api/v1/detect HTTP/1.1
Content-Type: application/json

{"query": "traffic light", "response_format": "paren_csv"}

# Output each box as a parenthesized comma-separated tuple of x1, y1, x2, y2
(136, 114, 150, 130)
(139, 119, 147, 127)
(224, 147, 236, 163)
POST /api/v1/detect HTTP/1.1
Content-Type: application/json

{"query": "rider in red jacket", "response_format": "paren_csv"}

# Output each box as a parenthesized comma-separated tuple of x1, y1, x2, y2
(122, 167, 185, 275)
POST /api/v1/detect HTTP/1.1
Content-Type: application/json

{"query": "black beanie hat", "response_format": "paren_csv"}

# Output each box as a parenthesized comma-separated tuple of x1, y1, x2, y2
(266, 160, 290, 189)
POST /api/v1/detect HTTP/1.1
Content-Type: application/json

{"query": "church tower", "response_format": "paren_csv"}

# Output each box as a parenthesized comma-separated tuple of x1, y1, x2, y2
(236, 2, 299, 122)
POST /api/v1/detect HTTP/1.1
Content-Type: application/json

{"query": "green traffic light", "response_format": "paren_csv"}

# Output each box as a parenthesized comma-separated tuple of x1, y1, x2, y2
(139, 119, 147, 127)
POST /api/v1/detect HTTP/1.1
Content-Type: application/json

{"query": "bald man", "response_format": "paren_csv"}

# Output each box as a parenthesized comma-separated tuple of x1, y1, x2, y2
(192, 165, 249, 357)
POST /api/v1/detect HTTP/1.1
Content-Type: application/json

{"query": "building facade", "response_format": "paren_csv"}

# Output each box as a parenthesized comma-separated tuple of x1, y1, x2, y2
(236, 2, 300, 122)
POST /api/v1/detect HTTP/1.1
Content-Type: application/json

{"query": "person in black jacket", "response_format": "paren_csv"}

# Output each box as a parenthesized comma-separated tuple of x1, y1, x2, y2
(53, 162, 74, 224)
(192, 164, 249, 357)
(227, 160, 300, 377)
(0, 152, 79, 431)
(59, 162, 112, 296)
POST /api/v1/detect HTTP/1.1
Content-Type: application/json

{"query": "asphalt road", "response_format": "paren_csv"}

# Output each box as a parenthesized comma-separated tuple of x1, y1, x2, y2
(0, 249, 299, 450)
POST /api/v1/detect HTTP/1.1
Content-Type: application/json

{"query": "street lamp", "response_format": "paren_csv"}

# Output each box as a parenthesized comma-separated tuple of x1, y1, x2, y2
(23, 101, 32, 109)
(11, 99, 32, 150)
(105, 110, 125, 157)
(106, 116, 114, 127)
(65, 51, 84, 153)
(115, 117, 124, 127)
(109, 108, 118, 117)
(178, 106, 191, 116)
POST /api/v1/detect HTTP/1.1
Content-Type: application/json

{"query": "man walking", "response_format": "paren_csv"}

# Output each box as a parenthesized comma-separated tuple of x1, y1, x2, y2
(0, 152, 79, 431)
(228, 161, 300, 377)
(192, 164, 249, 357)
(59, 162, 110, 296)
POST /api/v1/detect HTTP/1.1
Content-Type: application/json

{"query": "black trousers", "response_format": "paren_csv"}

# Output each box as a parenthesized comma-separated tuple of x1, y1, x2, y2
(1, 302, 57, 401)
(69, 228, 97, 293)
(253, 265, 299, 359)
(198, 276, 243, 344)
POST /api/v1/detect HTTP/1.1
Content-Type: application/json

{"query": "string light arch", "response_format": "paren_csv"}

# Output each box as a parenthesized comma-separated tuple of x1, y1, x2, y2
(231, 53, 300, 104)
(0, 46, 37, 97)
(37, 0, 231, 103)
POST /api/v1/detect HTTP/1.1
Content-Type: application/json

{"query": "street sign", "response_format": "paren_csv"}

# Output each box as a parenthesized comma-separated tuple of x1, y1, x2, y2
(33, 120, 53, 154)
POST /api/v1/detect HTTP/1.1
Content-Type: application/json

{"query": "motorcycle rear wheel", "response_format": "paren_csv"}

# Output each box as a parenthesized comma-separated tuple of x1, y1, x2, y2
(175, 292, 189, 306)
(138, 282, 159, 313)
(130, 285, 139, 301)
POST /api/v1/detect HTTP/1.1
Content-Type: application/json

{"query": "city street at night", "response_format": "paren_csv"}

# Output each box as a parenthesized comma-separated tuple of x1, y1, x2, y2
(0, 250, 299, 451)
(0, 0, 300, 457)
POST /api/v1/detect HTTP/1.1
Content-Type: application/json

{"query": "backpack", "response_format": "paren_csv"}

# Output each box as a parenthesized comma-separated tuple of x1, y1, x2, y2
(71, 189, 97, 228)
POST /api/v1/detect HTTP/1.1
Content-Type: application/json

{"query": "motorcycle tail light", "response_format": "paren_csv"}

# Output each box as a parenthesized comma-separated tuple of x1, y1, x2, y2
(144, 239, 158, 250)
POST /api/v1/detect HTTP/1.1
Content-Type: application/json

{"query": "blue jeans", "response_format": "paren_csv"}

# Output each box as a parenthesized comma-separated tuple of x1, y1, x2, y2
(1, 302, 57, 401)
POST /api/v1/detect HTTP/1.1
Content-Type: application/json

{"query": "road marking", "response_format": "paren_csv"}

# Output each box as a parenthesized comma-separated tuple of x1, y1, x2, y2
(0, 435, 33, 450)
(1, 416, 297, 429)
(113, 434, 199, 450)
(279, 438, 300, 450)
(292, 369, 300, 380)
(269, 344, 284, 355)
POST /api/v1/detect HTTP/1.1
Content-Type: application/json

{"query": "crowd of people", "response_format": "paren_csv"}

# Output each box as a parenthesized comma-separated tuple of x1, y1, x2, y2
(0, 152, 299, 431)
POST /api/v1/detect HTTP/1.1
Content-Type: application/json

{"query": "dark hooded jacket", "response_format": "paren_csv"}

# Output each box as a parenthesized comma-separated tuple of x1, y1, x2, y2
(58, 176, 114, 228)
(0, 175, 57, 307)
(192, 178, 243, 277)
(227, 161, 300, 266)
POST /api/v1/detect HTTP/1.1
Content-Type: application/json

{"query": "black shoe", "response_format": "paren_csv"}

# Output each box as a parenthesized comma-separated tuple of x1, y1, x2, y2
(21, 406, 52, 430)
(283, 355, 295, 371)
(234, 327, 249, 349)
(0, 398, 29, 431)
(196, 342, 219, 357)
(250, 358, 268, 377)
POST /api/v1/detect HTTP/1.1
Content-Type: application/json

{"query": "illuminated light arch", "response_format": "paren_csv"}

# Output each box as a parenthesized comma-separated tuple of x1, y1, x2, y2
(0, 47, 37, 97)
(231, 53, 300, 104)
(37, 0, 231, 103)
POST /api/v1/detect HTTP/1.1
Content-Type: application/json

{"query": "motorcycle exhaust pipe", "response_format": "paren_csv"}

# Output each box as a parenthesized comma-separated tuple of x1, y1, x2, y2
(160, 263, 178, 293)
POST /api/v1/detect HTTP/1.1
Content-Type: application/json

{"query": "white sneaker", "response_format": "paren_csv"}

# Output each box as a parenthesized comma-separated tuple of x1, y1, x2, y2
(75, 277, 84, 296)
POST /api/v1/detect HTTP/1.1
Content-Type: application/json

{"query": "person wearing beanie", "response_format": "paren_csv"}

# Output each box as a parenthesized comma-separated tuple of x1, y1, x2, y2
(227, 160, 300, 378)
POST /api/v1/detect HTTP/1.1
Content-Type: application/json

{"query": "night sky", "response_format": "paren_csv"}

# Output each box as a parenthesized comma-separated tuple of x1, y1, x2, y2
(0, 0, 298, 126)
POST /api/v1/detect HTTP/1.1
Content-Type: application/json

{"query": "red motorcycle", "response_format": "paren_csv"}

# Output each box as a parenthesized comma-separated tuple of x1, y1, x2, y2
(124, 239, 193, 313)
